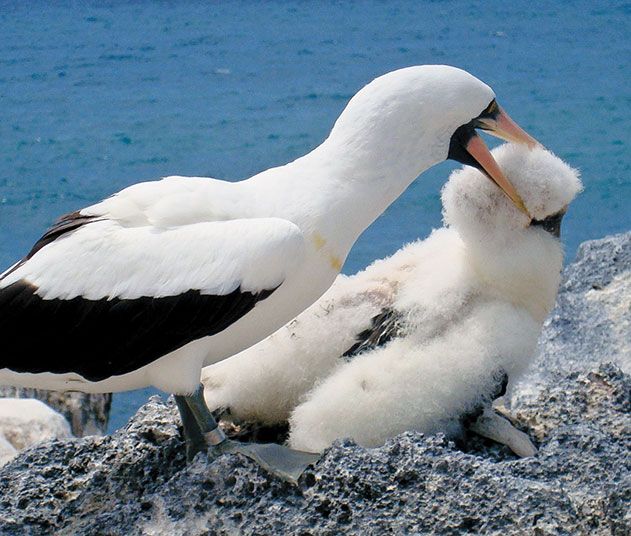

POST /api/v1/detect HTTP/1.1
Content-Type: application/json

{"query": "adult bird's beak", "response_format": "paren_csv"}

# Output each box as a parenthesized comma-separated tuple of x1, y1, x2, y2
(448, 100, 539, 219)
(473, 102, 540, 149)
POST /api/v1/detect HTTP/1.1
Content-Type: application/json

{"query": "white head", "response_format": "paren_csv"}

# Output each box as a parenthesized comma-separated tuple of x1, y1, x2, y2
(322, 65, 537, 212)
(442, 143, 583, 321)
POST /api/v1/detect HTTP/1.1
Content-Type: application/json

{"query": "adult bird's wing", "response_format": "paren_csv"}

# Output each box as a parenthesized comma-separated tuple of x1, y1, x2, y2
(0, 215, 305, 381)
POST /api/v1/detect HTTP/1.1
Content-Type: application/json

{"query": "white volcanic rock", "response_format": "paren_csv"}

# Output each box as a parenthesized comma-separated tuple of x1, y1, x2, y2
(0, 388, 111, 437)
(0, 434, 16, 467)
(0, 399, 72, 459)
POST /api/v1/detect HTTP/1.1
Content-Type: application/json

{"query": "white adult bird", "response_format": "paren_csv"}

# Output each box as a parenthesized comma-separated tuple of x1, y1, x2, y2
(0, 65, 537, 481)
(203, 144, 582, 456)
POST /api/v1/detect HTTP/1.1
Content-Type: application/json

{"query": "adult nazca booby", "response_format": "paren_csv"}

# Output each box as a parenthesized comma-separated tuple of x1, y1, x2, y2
(0, 65, 537, 481)
(203, 143, 582, 455)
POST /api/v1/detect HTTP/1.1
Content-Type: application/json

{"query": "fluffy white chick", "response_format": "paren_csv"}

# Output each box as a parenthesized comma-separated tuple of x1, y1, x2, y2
(203, 143, 582, 455)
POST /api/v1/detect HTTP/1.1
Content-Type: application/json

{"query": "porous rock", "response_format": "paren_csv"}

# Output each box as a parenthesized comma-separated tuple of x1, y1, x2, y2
(0, 232, 629, 536)
(529, 231, 630, 378)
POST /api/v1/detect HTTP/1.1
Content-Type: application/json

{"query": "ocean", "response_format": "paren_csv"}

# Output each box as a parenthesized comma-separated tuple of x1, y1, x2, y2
(0, 1, 629, 432)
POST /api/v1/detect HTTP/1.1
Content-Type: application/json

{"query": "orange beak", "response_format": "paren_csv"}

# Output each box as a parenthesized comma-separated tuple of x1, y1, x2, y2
(464, 132, 532, 217)
(466, 105, 540, 218)
(475, 104, 540, 149)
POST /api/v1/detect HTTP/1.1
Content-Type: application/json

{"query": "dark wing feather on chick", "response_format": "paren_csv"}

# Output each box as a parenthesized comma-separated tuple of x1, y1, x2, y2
(342, 308, 403, 361)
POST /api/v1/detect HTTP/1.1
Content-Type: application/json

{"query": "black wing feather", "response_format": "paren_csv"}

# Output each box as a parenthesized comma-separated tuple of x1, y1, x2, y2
(1, 211, 99, 282)
(342, 308, 403, 361)
(26, 211, 100, 260)
(0, 280, 277, 382)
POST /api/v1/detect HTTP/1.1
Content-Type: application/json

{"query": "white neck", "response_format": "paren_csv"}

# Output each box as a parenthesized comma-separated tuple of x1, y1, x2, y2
(247, 132, 443, 258)
(466, 234, 563, 324)
(242, 65, 496, 259)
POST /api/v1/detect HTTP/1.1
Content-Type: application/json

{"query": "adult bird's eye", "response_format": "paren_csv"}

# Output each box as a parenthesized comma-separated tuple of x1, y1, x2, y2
(478, 99, 500, 120)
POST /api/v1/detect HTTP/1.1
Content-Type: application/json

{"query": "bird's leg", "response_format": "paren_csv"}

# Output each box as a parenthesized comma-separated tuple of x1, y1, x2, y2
(183, 384, 321, 484)
(174, 394, 209, 462)
(181, 385, 228, 453)
(468, 407, 537, 457)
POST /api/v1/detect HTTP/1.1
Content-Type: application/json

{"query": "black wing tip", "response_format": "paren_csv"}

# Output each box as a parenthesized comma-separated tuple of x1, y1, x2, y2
(1, 211, 99, 282)
(26, 211, 99, 261)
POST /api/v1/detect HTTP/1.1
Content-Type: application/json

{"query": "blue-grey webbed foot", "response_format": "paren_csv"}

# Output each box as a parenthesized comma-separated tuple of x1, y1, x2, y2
(219, 440, 321, 485)
(178, 385, 320, 483)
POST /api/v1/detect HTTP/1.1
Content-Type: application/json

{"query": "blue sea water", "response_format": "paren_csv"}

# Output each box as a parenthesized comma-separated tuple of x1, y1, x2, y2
(0, 1, 629, 433)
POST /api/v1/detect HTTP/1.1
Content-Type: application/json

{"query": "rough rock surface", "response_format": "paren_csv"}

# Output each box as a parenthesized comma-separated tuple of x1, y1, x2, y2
(531, 231, 630, 376)
(0, 232, 629, 536)
(509, 232, 631, 429)
(0, 387, 111, 437)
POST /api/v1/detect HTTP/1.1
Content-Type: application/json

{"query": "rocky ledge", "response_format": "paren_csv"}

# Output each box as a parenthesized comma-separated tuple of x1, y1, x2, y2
(0, 232, 629, 536)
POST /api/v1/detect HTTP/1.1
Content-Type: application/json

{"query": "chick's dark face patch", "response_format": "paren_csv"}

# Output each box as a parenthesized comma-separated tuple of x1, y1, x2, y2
(531, 211, 565, 238)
